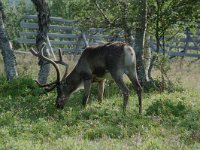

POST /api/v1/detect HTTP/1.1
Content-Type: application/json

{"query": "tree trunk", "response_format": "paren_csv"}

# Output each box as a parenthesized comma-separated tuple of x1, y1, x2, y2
(147, 0, 160, 81)
(31, 0, 50, 84)
(134, 0, 147, 85)
(145, 34, 151, 81)
(0, 2, 18, 80)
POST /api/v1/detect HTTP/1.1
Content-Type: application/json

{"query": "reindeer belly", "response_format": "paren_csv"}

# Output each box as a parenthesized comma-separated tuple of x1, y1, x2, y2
(92, 68, 112, 82)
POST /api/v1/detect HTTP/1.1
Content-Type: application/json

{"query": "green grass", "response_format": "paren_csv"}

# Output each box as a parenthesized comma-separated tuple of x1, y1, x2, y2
(0, 76, 200, 149)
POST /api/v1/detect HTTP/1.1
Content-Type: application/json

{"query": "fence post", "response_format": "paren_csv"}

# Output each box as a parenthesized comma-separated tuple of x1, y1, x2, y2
(183, 27, 190, 54)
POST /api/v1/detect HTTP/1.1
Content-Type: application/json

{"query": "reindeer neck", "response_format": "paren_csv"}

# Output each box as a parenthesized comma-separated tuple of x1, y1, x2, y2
(63, 68, 82, 92)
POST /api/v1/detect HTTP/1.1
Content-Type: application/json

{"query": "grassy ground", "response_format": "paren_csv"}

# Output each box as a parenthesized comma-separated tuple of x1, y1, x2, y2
(0, 55, 200, 149)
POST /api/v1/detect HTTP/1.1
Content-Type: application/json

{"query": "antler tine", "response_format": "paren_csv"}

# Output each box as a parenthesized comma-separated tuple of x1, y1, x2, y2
(40, 46, 61, 83)
(35, 80, 57, 87)
(54, 49, 69, 79)
(30, 48, 40, 57)
(34, 79, 58, 92)
(54, 49, 68, 66)
(44, 84, 58, 92)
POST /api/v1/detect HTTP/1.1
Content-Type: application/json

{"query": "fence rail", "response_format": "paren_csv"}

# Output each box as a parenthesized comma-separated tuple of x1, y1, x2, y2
(17, 15, 200, 58)
(17, 15, 121, 54)
(150, 27, 200, 58)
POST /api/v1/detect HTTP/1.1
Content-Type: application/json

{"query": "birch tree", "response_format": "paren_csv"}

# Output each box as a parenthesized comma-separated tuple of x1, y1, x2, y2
(134, 0, 147, 84)
(0, 1, 18, 80)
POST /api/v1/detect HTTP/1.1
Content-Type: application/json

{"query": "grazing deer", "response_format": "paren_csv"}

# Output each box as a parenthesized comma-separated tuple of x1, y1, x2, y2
(30, 42, 142, 113)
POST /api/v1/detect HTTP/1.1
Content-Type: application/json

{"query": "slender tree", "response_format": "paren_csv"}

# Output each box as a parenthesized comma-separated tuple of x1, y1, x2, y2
(0, 1, 18, 80)
(31, 0, 50, 84)
(134, 0, 147, 84)
(147, 0, 200, 80)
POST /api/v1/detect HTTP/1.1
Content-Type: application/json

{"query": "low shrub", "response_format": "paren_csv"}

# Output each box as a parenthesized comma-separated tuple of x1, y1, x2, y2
(146, 99, 189, 118)
(0, 76, 43, 97)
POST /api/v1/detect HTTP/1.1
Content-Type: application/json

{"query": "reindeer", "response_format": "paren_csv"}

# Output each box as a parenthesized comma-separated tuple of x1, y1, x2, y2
(30, 42, 142, 113)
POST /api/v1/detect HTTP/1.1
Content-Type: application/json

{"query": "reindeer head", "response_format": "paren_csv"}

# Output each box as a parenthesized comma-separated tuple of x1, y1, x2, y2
(30, 46, 69, 109)
(55, 80, 71, 109)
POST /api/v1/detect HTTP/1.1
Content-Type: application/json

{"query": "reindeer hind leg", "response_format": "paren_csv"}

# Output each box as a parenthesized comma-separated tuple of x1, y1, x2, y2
(126, 68, 142, 113)
(110, 71, 129, 112)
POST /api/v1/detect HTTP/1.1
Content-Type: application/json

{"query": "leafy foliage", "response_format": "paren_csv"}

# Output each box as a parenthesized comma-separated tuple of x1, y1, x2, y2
(148, 0, 200, 35)
(1, 0, 34, 49)
(0, 76, 41, 97)
(146, 99, 189, 118)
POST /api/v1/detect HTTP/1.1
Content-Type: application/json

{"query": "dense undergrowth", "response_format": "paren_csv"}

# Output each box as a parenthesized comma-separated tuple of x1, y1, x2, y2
(0, 76, 200, 149)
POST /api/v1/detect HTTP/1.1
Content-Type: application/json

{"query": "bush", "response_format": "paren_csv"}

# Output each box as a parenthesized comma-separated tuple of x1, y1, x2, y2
(143, 79, 184, 93)
(0, 76, 43, 97)
(146, 99, 189, 118)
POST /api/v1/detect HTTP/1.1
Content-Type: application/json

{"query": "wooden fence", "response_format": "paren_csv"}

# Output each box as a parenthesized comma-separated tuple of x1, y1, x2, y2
(150, 26, 200, 58)
(17, 15, 200, 58)
(16, 15, 122, 54)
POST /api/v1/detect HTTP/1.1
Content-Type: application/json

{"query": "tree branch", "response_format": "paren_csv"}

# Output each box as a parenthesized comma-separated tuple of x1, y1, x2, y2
(94, 0, 112, 26)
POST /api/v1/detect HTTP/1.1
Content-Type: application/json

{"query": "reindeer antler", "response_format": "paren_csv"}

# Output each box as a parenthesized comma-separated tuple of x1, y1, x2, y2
(30, 45, 64, 92)
(54, 49, 69, 79)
